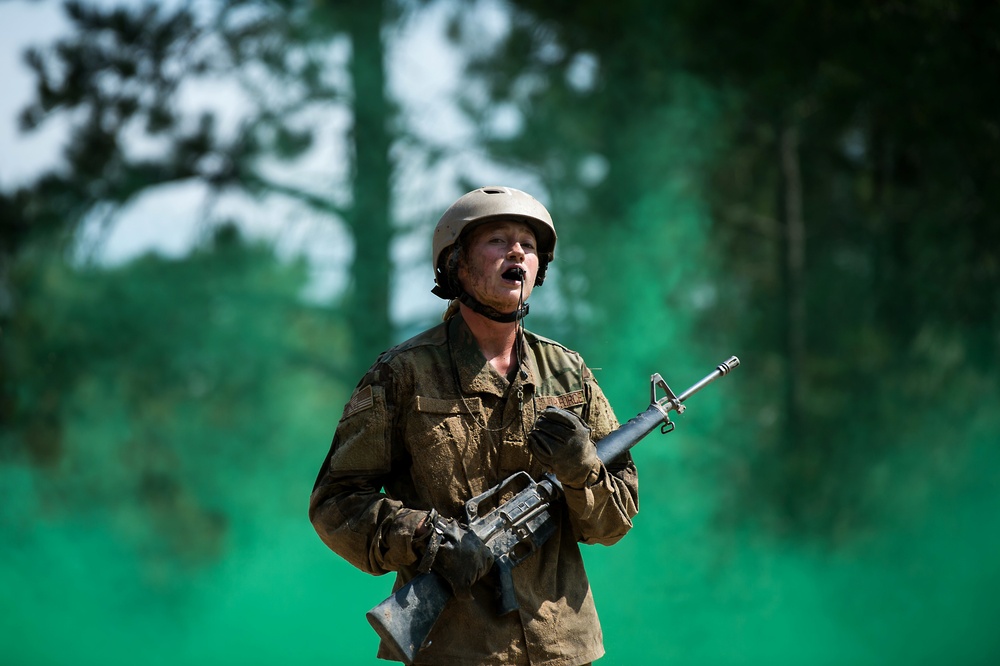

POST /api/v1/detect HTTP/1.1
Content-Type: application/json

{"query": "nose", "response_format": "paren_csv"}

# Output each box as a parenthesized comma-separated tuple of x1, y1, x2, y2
(507, 242, 525, 259)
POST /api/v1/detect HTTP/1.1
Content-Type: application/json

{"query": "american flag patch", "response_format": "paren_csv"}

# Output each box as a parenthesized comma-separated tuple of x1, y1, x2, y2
(342, 385, 374, 420)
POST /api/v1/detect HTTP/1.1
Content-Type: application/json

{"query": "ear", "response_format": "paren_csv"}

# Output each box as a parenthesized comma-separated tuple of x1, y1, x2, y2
(432, 245, 465, 299)
(534, 259, 549, 287)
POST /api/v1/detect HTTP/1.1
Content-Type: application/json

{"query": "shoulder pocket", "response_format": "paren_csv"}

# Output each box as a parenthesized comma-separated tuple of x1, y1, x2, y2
(329, 384, 390, 474)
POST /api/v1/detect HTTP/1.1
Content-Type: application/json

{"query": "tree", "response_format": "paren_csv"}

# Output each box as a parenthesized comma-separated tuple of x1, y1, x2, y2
(2, 0, 405, 470)
(445, 0, 1000, 540)
(662, 0, 1000, 536)
(1, 223, 342, 560)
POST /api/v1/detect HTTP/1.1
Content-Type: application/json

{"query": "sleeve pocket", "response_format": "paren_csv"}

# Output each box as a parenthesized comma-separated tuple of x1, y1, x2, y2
(329, 384, 391, 474)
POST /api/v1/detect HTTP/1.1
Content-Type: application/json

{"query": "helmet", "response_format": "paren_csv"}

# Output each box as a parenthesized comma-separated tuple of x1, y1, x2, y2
(431, 186, 557, 299)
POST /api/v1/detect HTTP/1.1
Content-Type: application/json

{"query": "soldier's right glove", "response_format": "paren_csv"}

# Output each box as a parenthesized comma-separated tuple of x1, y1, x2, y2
(416, 512, 494, 600)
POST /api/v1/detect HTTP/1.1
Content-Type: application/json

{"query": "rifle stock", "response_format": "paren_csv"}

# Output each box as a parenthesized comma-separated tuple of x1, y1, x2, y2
(365, 356, 740, 664)
(366, 569, 451, 664)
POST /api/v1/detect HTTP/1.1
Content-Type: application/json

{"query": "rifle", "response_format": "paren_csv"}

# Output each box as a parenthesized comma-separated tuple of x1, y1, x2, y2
(367, 356, 740, 664)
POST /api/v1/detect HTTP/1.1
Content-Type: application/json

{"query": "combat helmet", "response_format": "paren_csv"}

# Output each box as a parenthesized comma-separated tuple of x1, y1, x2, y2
(431, 186, 557, 302)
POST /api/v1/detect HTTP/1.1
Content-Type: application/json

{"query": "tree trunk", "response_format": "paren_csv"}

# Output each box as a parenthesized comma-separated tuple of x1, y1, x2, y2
(344, 1, 393, 379)
(779, 124, 806, 445)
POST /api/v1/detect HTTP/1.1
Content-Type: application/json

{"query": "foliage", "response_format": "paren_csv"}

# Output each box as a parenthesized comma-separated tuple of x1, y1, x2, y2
(0, 228, 364, 666)
(1, 0, 406, 472)
(452, 0, 1000, 542)
(1, 227, 346, 567)
(0, 0, 397, 614)
(0, 3, 399, 660)
(3, 0, 399, 363)
(3, 1, 1000, 663)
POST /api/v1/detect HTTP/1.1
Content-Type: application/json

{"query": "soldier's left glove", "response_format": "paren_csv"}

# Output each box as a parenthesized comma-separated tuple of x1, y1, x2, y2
(415, 512, 494, 601)
(527, 406, 601, 488)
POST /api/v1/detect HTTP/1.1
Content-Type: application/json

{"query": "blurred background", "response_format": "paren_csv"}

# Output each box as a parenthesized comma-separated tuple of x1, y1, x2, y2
(2, 1, 999, 664)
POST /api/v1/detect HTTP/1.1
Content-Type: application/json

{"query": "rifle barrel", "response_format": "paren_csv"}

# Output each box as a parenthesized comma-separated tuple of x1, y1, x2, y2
(674, 356, 740, 405)
(596, 356, 740, 464)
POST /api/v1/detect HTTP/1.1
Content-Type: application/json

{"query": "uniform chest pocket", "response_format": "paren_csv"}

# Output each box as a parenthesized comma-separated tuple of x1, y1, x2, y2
(414, 396, 480, 417)
(408, 395, 485, 511)
(412, 395, 481, 446)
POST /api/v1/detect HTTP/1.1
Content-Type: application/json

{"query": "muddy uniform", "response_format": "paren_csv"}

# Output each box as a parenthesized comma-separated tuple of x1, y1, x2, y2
(310, 315, 639, 666)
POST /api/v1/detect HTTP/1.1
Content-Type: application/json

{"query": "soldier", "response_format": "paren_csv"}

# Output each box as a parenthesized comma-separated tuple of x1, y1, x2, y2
(309, 186, 639, 665)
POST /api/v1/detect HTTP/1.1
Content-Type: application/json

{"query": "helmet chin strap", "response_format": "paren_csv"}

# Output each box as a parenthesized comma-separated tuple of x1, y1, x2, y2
(457, 290, 529, 323)
(458, 266, 530, 324)
(457, 269, 530, 381)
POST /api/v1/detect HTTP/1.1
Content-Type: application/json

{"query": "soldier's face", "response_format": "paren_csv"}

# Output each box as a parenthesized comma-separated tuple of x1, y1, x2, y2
(458, 220, 539, 314)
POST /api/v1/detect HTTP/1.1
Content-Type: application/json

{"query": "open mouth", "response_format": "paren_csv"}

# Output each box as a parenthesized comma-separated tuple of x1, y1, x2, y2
(502, 267, 525, 282)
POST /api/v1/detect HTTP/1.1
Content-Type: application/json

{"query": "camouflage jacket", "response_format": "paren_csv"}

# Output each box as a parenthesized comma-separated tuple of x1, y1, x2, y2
(309, 314, 639, 666)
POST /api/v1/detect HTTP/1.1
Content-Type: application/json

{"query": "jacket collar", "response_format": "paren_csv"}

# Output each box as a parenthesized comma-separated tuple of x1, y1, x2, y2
(448, 315, 537, 398)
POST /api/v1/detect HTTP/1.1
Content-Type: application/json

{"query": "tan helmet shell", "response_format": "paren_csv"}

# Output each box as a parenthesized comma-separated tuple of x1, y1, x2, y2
(432, 186, 557, 285)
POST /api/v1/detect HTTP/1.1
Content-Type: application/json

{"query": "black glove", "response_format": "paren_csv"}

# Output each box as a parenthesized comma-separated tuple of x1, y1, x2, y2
(416, 513, 494, 600)
(527, 406, 601, 488)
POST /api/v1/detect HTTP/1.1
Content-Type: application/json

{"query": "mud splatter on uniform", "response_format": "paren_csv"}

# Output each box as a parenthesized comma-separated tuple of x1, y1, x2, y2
(310, 315, 639, 665)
